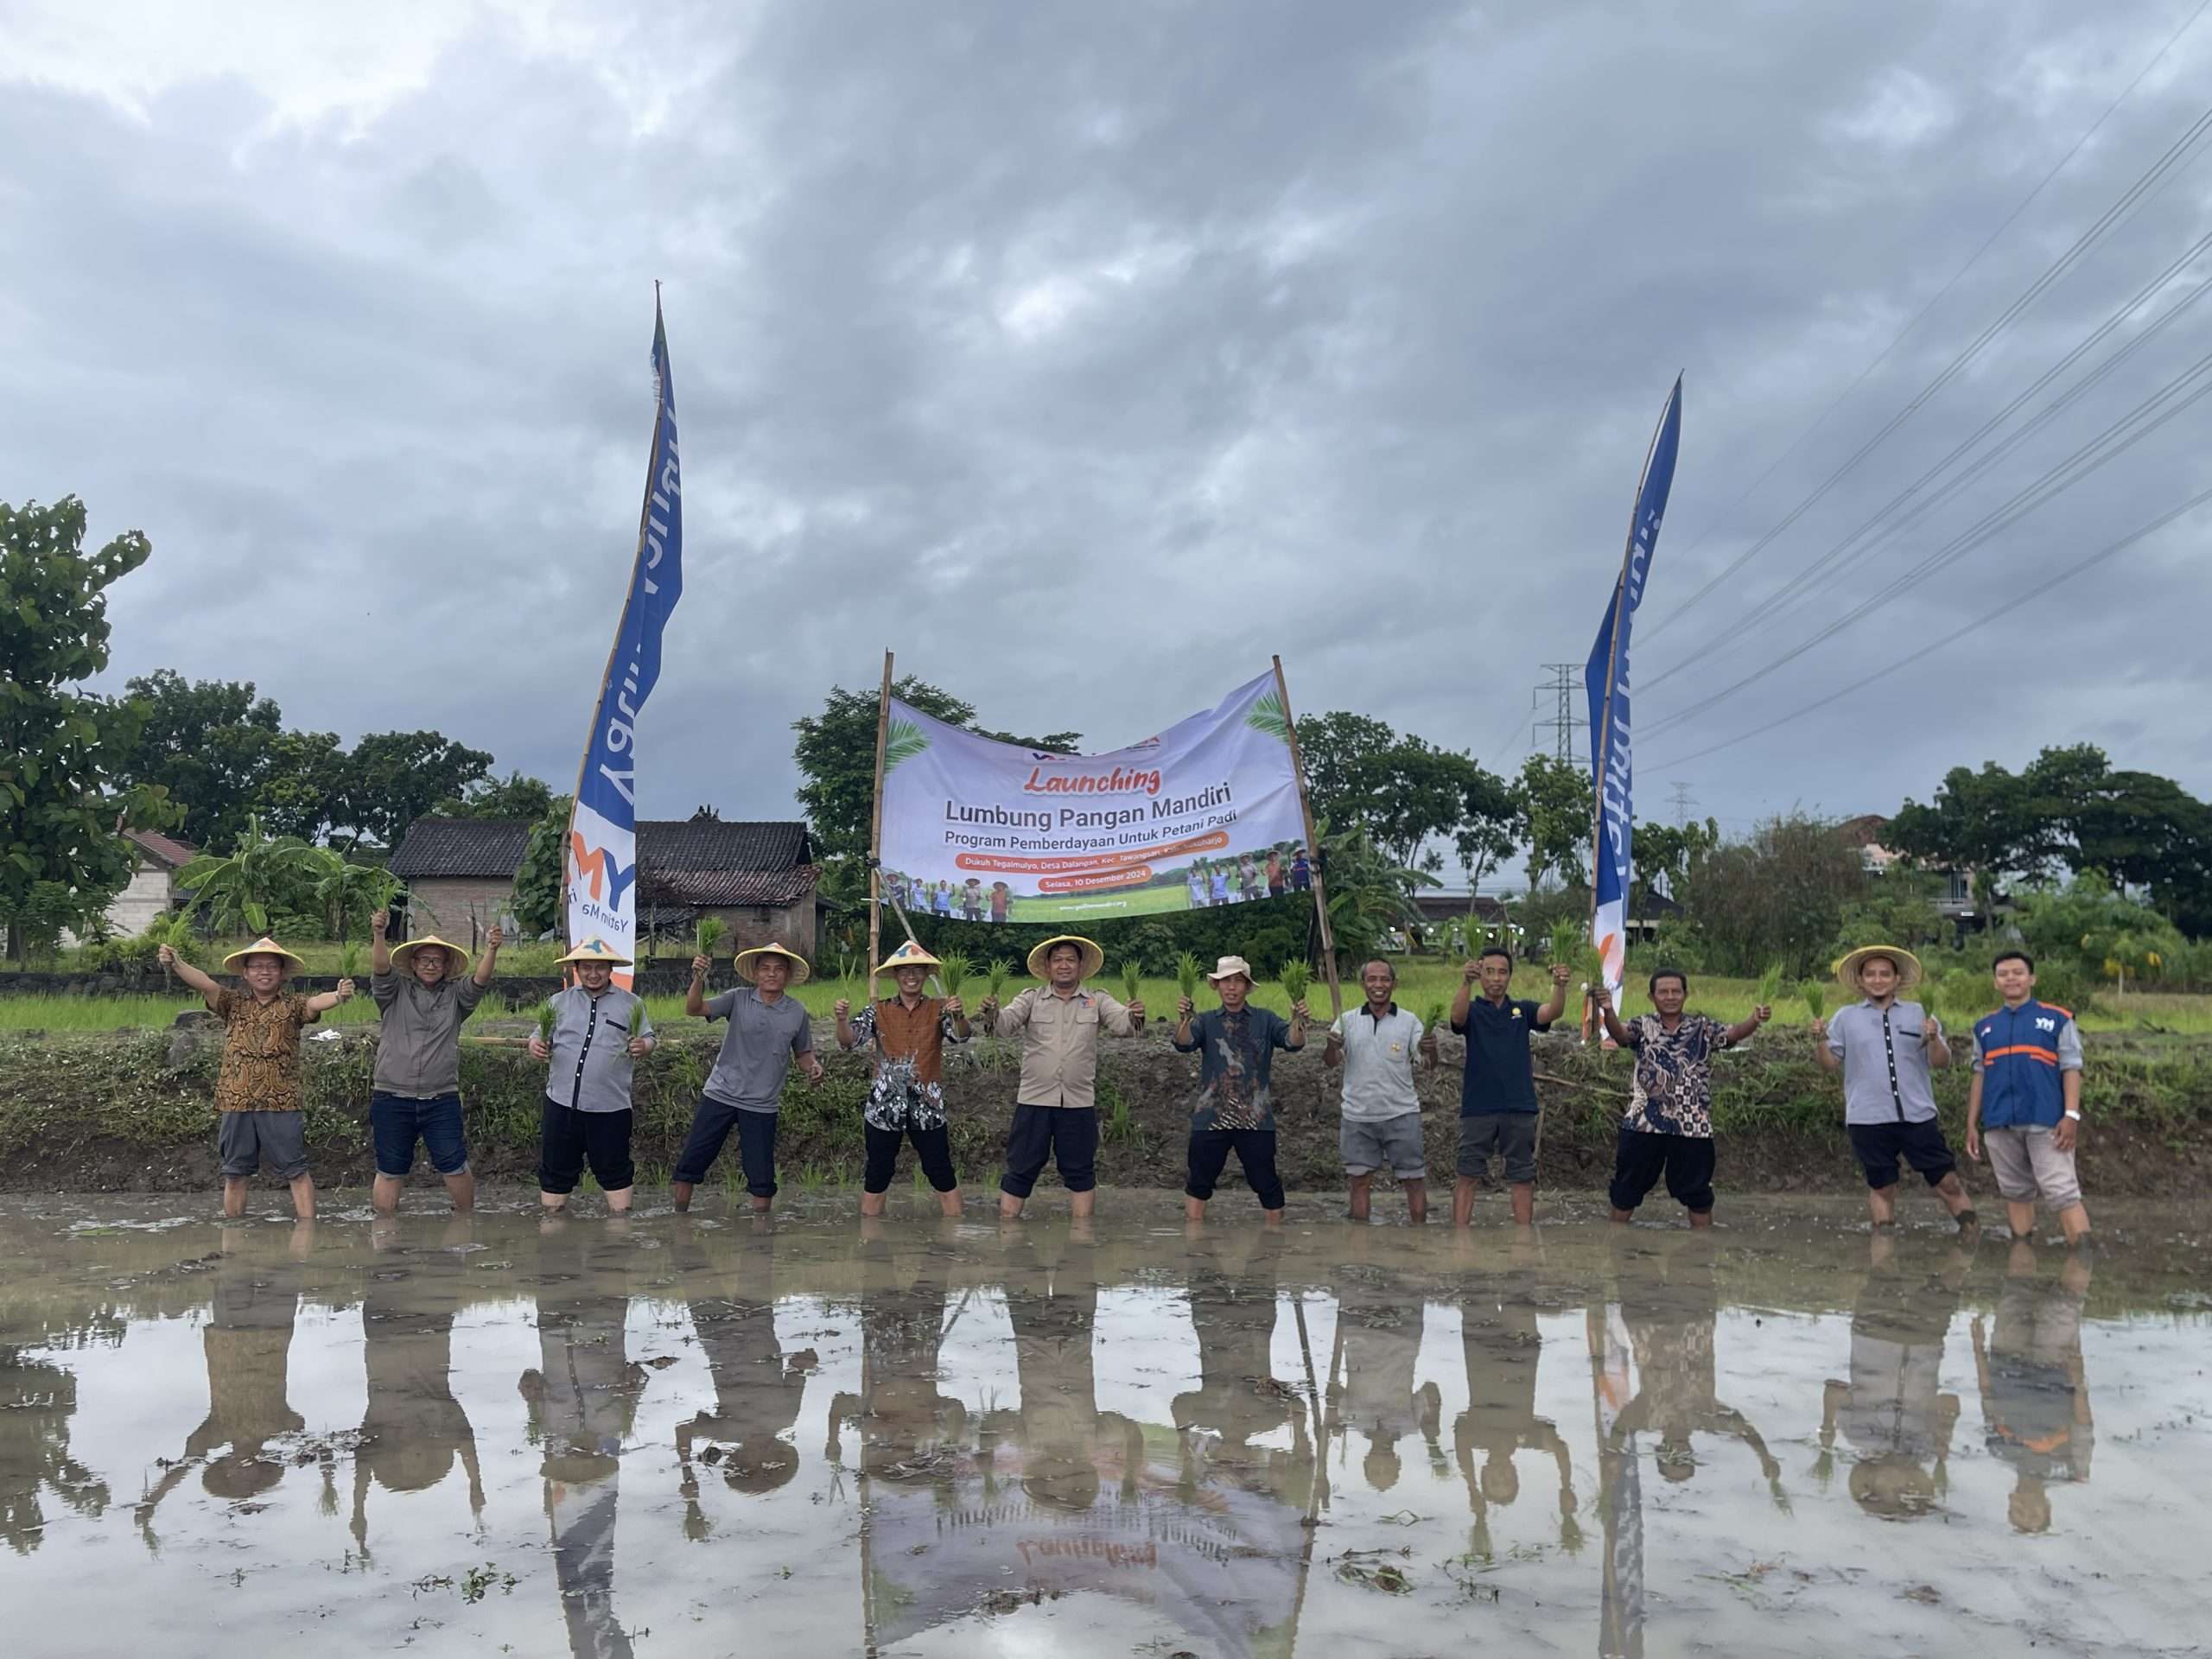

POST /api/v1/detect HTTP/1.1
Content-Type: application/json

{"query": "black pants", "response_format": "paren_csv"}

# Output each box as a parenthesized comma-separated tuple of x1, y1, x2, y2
(863, 1122, 958, 1193)
(539, 1098, 636, 1195)
(1185, 1128, 1285, 1211)
(1608, 1127, 1715, 1214)
(673, 1096, 779, 1198)
(1000, 1103, 1098, 1198)
(1847, 1119, 1957, 1190)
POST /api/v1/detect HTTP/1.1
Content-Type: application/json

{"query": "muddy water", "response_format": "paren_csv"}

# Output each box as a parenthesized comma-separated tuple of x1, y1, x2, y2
(2, 1197, 2208, 1658)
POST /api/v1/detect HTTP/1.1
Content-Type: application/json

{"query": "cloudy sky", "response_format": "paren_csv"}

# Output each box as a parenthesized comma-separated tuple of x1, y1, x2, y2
(7, 0, 2211, 870)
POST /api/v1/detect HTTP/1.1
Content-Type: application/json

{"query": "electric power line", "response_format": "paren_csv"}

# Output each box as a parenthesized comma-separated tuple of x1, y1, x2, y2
(1639, 0, 2212, 648)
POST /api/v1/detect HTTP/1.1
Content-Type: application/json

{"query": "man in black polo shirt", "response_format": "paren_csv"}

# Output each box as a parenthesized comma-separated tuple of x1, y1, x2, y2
(1449, 946, 1571, 1226)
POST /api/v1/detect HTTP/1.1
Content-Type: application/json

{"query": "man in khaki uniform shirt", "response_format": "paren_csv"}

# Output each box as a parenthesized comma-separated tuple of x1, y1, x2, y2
(978, 935, 1143, 1218)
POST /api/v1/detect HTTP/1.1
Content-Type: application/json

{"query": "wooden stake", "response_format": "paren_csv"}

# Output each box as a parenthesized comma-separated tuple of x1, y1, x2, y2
(867, 650, 894, 1005)
(1273, 655, 1344, 1020)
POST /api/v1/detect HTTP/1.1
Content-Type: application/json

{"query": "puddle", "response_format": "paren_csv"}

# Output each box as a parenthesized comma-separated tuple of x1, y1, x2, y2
(3, 1196, 2209, 1656)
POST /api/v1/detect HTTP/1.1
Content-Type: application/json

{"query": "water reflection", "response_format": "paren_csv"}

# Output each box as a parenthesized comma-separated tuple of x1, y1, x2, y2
(0, 1201, 2198, 1656)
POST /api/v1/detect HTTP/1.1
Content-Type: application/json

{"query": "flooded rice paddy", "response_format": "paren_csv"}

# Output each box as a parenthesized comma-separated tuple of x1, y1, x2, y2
(2, 1194, 2208, 1657)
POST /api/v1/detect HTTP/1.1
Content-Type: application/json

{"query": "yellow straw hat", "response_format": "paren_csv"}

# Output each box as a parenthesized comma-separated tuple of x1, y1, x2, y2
(221, 936, 306, 973)
(874, 939, 943, 977)
(1026, 935, 1105, 980)
(391, 935, 474, 976)
(555, 938, 632, 968)
(733, 941, 811, 984)
(1834, 944, 1923, 993)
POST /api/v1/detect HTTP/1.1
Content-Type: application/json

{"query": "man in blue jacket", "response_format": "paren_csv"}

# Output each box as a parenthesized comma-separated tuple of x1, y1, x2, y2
(1964, 951, 2090, 1246)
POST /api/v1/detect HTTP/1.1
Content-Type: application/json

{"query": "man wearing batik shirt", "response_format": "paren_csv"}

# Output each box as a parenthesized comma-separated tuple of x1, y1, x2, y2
(836, 939, 971, 1218)
(1173, 956, 1308, 1224)
(1594, 969, 1769, 1227)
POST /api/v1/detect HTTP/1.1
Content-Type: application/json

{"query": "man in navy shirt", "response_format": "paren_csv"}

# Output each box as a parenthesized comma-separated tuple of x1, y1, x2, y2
(1449, 947, 1571, 1226)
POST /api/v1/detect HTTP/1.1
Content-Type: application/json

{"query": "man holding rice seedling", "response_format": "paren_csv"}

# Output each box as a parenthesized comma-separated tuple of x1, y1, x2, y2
(1964, 950, 2092, 1246)
(979, 935, 1142, 1219)
(1173, 955, 1308, 1225)
(1815, 945, 1978, 1232)
(673, 942, 823, 1213)
(160, 935, 355, 1218)
(834, 939, 971, 1217)
(1324, 958, 1434, 1223)
(1592, 969, 1770, 1227)
(528, 938, 654, 1216)
(1449, 946, 1572, 1227)
(367, 910, 500, 1214)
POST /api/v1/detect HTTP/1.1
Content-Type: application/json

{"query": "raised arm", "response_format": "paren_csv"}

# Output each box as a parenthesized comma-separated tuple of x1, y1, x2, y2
(370, 909, 392, 976)
(303, 978, 356, 1015)
(833, 996, 858, 1049)
(473, 923, 502, 988)
(1923, 1010, 1951, 1070)
(1322, 1019, 1344, 1069)
(1723, 1004, 1770, 1046)
(685, 954, 711, 1017)
(1449, 960, 1476, 1032)
(1813, 1018, 1840, 1073)
(1592, 986, 1632, 1048)
(158, 944, 222, 1010)
(1535, 962, 1571, 1027)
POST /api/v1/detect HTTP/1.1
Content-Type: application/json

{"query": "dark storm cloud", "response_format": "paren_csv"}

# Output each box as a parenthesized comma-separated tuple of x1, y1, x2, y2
(3, 0, 2209, 858)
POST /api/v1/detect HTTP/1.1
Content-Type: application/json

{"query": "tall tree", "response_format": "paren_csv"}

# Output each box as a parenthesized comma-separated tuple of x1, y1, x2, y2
(1679, 814, 1866, 976)
(1630, 815, 1719, 915)
(334, 731, 494, 849)
(115, 670, 284, 849)
(438, 769, 556, 823)
(1511, 753, 1595, 897)
(511, 795, 574, 939)
(791, 677, 1079, 874)
(251, 729, 347, 842)
(0, 498, 175, 954)
(1297, 710, 1516, 879)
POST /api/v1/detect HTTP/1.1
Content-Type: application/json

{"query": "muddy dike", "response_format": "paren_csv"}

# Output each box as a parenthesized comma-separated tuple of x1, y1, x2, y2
(3, 1020, 2209, 1197)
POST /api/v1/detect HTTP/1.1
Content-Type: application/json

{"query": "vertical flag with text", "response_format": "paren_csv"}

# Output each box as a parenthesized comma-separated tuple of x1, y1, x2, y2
(1586, 376, 1682, 1002)
(566, 296, 684, 988)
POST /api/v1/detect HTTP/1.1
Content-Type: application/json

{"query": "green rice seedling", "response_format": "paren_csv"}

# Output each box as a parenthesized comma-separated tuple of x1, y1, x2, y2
(695, 916, 727, 959)
(1176, 950, 1203, 1005)
(913, 1163, 929, 1192)
(1581, 944, 1607, 992)
(1103, 1096, 1142, 1149)
(800, 1162, 826, 1193)
(537, 1001, 557, 1048)
(985, 957, 1013, 1003)
(1802, 981, 1826, 1023)
(1425, 999, 1447, 1032)
(1120, 959, 1142, 1007)
(339, 942, 363, 980)
(1758, 962, 1784, 1008)
(1548, 919, 1583, 976)
(1278, 960, 1312, 1007)
(938, 952, 969, 998)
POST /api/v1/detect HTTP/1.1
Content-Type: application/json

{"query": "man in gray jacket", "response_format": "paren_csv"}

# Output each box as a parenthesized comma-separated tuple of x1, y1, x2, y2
(529, 938, 655, 1215)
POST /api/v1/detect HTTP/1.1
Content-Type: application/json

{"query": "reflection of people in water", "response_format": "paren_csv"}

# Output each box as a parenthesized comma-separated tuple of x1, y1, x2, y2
(136, 1224, 316, 1550)
(674, 1226, 817, 1539)
(1327, 1258, 1441, 1493)
(1974, 1243, 2094, 1534)
(826, 1235, 969, 1495)
(0, 1343, 110, 1554)
(1175, 1230, 1316, 1508)
(988, 1231, 1142, 1511)
(1608, 1235, 1783, 1496)
(350, 1219, 484, 1554)
(1458, 1249, 1577, 1554)
(520, 1220, 647, 1659)
(1819, 1231, 1969, 1521)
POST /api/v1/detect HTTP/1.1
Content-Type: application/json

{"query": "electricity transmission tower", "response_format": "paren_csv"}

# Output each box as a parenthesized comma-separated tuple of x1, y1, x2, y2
(1669, 781, 1697, 826)
(1530, 663, 1586, 766)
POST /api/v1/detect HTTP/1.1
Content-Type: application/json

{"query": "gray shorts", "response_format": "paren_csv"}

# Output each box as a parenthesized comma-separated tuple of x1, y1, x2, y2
(1458, 1112, 1537, 1184)
(1341, 1113, 1427, 1179)
(219, 1109, 309, 1180)
(1983, 1125, 2082, 1209)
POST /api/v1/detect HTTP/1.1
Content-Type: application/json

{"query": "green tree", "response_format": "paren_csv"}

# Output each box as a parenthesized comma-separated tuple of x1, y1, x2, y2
(1678, 813, 1866, 977)
(1314, 820, 1427, 965)
(1296, 711, 1515, 877)
(1512, 753, 1594, 897)
(2012, 871, 2186, 993)
(791, 677, 1079, 874)
(334, 731, 494, 849)
(439, 769, 556, 823)
(510, 795, 574, 939)
(1630, 815, 1719, 915)
(175, 813, 333, 936)
(114, 670, 284, 849)
(251, 729, 347, 842)
(0, 498, 176, 957)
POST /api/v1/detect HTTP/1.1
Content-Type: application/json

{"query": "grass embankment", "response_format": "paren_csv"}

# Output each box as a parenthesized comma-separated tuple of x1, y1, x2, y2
(4, 1009, 2210, 1198)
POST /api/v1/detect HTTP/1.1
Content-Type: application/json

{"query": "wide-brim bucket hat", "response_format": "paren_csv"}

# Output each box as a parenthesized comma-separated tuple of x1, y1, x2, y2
(1834, 944, 1923, 992)
(221, 936, 306, 973)
(734, 942, 811, 984)
(556, 938, 632, 968)
(1207, 955, 1256, 982)
(1027, 935, 1105, 979)
(391, 935, 473, 976)
(874, 939, 943, 977)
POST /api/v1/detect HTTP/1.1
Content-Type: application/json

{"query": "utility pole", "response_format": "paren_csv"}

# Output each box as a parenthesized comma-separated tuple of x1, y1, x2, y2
(1669, 781, 1697, 826)
(1530, 663, 1586, 766)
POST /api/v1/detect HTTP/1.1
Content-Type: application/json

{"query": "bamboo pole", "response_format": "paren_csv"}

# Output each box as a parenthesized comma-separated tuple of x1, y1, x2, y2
(867, 651, 894, 1005)
(1272, 655, 1344, 1020)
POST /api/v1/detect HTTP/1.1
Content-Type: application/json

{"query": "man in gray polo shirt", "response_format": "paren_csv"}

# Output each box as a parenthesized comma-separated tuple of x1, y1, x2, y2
(673, 943, 822, 1213)
(529, 938, 655, 1216)
(1815, 945, 1977, 1231)
(1324, 959, 1433, 1223)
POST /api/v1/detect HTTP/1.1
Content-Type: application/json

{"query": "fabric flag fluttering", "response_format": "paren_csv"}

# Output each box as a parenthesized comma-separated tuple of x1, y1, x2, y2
(1586, 376, 1683, 1003)
(565, 293, 684, 989)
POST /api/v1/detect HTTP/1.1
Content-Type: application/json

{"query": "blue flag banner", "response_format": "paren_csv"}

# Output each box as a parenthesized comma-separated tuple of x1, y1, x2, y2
(1586, 377, 1682, 1001)
(567, 298, 684, 986)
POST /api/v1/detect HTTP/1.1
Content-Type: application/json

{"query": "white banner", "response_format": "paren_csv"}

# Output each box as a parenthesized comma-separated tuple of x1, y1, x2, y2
(878, 671, 1309, 927)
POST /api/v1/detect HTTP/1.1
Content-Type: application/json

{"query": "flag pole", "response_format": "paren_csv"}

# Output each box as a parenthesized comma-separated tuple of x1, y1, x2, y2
(1273, 655, 1344, 1020)
(868, 650, 893, 1005)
